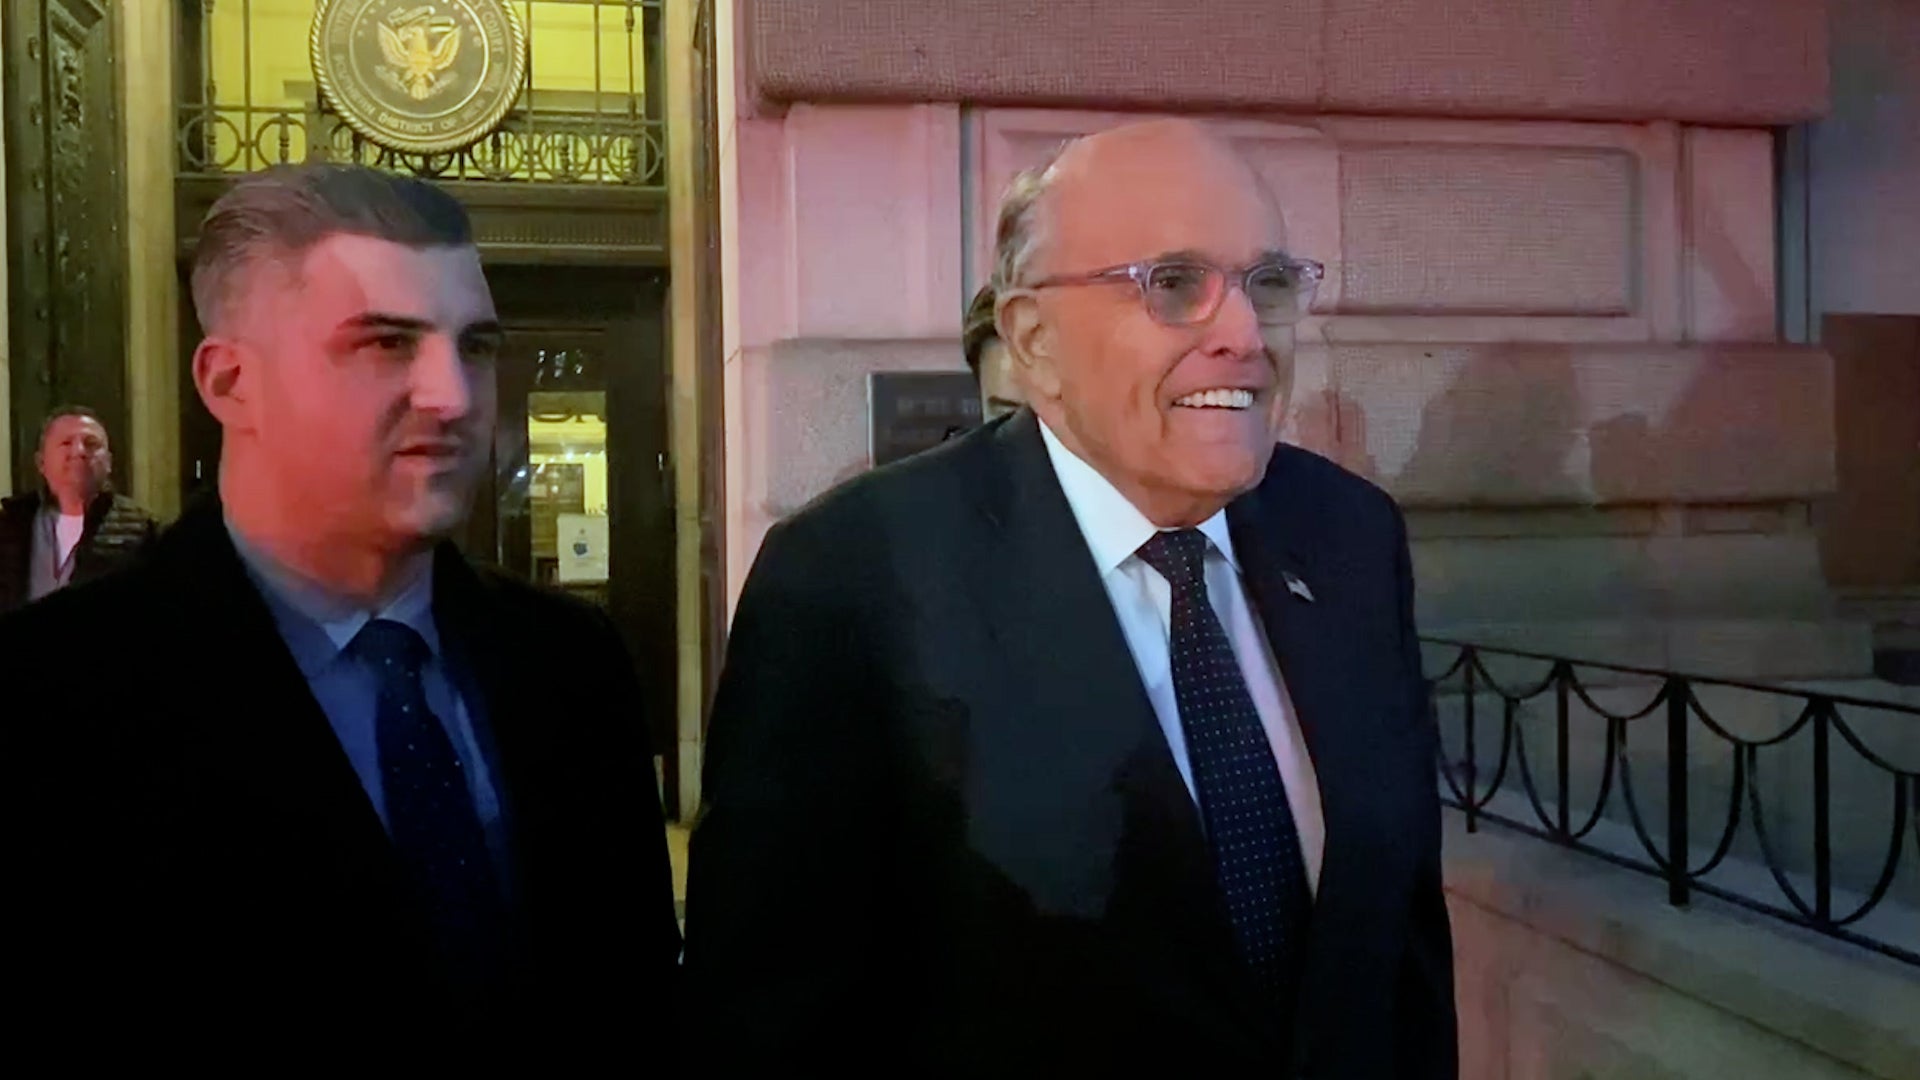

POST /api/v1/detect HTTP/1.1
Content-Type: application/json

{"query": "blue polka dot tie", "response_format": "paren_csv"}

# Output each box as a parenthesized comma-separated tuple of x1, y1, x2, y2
(1136, 530, 1311, 1002)
(353, 619, 504, 983)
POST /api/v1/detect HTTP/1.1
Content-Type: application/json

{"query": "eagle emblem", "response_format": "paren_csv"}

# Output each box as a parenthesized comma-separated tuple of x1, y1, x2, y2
(377, 7, 462, 101)
(312, 0, 527, 155)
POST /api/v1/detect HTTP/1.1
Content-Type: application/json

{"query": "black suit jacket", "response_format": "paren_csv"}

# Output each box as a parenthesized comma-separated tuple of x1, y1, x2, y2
(686, 411, 1455, 1078)
(0, 501, 679, 1059)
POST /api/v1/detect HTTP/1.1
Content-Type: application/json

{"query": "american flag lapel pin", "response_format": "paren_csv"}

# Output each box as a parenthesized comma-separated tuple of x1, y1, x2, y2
(1283, 571, 1314, 603)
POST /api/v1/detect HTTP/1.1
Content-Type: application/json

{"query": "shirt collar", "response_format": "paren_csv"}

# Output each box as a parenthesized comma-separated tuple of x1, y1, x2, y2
(1036, 419, 1240, 575)
(225, 517, 440, 678)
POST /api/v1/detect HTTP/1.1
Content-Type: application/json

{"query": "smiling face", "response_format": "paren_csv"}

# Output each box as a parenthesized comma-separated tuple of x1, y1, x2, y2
(1003, 122, 1297, 527)
(201, 232, 502, 553)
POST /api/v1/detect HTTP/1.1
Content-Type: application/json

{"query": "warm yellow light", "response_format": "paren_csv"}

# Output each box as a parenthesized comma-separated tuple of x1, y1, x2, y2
(200, 0, 647, 173)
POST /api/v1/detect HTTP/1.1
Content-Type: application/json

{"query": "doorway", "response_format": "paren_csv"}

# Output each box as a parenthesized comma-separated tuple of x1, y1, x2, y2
(3, 0, 128, 493)
(482, 264, 678, 810)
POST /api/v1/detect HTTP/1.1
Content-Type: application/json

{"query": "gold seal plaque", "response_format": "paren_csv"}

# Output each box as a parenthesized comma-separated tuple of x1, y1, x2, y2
(311, 0, 528, 156)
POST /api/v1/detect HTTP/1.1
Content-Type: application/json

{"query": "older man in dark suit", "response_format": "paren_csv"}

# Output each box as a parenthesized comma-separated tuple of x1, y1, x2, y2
(686, 119, 1456, 1077)
(0, 164, 678, 1059)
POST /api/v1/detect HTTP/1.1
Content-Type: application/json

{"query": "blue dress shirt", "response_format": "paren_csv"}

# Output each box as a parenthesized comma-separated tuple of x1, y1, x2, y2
(226, 523, 508, 868)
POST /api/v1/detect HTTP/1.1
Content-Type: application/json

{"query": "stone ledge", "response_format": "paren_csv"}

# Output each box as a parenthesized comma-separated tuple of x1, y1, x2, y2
(1422, 620, 1877, 682)
(1444, 816, 1920, 1079)
(744, 0, 1827, 125)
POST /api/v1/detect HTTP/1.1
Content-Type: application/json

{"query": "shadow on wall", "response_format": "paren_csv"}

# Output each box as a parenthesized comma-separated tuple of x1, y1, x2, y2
(1290, 385, 1379, 482)
(1297, 342, 1818, 524)
(1390, 345, 1581, 505)
(1291, 343, 1829, 632)
(1590, 350, 1820, 508)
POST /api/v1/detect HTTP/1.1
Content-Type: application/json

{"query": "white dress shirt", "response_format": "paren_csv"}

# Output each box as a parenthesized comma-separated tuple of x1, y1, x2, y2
(54, 513, 86, 565)
(1039, 421, 1325, 893)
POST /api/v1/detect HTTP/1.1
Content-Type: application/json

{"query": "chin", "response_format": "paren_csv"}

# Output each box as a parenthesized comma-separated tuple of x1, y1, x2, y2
(389, 494, 471, 544)
(1192, 441, 1272, 494)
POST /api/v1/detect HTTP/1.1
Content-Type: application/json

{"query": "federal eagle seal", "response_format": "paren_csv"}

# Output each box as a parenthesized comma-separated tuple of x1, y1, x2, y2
(311, 0, 528, 155)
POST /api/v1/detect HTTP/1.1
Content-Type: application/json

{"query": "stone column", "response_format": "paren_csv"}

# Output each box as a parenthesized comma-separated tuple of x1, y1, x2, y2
(0, 45, 11, 489)
(665, 0, 706, 817)
(120, 0, 180, 520)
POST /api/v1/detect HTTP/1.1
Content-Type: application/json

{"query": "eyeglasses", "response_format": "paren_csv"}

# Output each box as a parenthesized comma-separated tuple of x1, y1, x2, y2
(1027, 256, 1325, 328)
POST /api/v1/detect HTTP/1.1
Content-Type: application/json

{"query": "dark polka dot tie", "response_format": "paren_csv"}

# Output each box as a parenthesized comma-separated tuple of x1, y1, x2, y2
(353, 618, 504, 983)
(1136, 530, 1312, 1004)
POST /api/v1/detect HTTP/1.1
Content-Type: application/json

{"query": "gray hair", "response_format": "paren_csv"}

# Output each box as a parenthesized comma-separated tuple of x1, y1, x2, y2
(190, 163, 473, 333)
(988, 142, 1075, 294)
(38, 404, 104, 448)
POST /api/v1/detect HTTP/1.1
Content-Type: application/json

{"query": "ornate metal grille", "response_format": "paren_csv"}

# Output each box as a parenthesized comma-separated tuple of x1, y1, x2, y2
(173, 0, 664, 187)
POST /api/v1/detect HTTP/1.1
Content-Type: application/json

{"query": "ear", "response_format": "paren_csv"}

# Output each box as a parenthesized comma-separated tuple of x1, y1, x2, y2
(996, 292, 1064, 402)
(192, 337, 254, 433)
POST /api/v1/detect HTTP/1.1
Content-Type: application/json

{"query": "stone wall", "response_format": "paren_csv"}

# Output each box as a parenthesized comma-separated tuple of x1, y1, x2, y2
(1445, 815, 1919, 1079)
(740, 0, 1828, 125)
(0, 46, 11, 488)
(718, 102, 1859, 673)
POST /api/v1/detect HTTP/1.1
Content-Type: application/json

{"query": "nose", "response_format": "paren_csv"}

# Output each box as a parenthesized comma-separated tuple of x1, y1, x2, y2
(1199, 282, 1264, 358)
(410, 334, 475, 420)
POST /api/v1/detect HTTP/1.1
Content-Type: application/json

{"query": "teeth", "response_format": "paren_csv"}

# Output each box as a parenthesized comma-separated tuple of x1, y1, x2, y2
(1174, 388, 1255, 409)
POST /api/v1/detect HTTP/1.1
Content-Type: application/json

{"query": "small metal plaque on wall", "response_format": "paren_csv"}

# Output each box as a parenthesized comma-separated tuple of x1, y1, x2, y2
(868, 372, 983, 468)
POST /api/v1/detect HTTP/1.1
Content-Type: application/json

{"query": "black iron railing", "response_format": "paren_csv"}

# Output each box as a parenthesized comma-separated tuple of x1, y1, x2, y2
(177, 104, 668, 187)
(1423, 638, 1919, 966)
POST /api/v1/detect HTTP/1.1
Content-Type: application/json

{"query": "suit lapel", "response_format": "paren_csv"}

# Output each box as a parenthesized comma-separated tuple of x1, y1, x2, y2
(153, 503, 397, 871)
(955, 415, 1204, 903)
(1227, 468, 1385, 1066)
(1226, 489, 1354, 863)
(952, 415, 1273, 1026)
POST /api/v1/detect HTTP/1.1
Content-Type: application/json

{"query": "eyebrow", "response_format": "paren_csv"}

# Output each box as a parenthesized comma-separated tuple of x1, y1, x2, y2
(337, 313, 428, 337)
(337, 313, 503, 338)
(1151, 247, 1295, 265)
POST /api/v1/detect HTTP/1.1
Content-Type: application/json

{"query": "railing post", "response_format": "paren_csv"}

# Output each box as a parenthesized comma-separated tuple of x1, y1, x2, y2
(1463, 648, 1479, 833)
(1813, 700, 1833, 926)
(1666, 678, 1691, 908)
(1555, 661, 1572, 839)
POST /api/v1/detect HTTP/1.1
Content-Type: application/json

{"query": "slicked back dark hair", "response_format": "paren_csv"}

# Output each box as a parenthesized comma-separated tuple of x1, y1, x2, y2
(190, 163, 473, 333)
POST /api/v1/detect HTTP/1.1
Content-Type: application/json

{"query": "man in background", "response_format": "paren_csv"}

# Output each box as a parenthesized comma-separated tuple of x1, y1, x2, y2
(0, 405, 157, 614)
(0, 164, 679, 1058)
(965, 282, 1026, 421)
